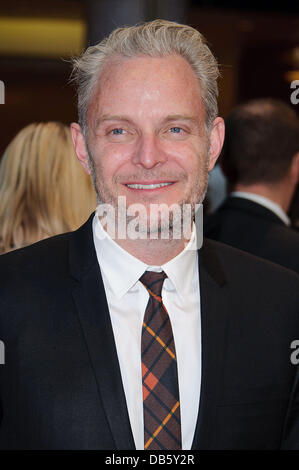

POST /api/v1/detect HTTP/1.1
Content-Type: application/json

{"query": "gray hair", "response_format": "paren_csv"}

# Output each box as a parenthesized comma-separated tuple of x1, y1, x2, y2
(72, 19, 220, 137)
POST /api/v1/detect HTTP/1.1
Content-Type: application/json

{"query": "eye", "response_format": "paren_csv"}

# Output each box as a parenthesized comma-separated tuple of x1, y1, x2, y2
(110, 128, 125, 135)
(169, 126, 184, 135)
(169, 127, 184, 134)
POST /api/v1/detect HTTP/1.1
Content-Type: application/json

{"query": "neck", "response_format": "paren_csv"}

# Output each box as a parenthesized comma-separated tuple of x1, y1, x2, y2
(114, 237, 188, 265)
(99, 215, 192, 265)
(233, 181, 294, 213)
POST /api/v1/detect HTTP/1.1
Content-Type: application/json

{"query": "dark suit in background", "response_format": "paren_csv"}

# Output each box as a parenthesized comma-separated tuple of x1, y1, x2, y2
(0, 215, 299, 449)
(204, 196, 299, 275)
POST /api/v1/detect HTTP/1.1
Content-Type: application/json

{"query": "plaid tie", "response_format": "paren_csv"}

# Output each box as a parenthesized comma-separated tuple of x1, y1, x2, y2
(140, 271, 182, 450)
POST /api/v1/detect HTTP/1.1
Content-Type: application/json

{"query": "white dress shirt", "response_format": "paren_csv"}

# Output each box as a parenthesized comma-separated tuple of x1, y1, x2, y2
(231, 191, 291, 226)
(92, 213, 201, 450)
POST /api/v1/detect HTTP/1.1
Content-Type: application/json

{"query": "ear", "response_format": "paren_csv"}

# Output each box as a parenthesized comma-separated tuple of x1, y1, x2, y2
(70, 123, 91, 175)
(207, 117, 225, 172)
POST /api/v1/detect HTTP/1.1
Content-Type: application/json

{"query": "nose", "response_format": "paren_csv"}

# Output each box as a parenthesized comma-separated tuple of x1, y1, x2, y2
(131, 134, 167, 169)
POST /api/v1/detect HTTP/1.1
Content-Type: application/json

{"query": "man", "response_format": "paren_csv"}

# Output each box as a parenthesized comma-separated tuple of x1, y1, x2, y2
(204, 99, 299, 274)
(0, 20, 299, 450)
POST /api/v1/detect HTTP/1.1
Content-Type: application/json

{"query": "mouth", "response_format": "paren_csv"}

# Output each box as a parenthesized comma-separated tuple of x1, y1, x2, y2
(124, 181, 175, 190)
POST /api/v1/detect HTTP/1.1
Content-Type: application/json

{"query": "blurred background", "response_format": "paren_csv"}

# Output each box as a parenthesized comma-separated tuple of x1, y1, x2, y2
(0, 0, 298, 156)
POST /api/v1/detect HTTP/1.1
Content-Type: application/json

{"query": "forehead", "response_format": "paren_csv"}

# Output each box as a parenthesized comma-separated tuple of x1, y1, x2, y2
(88, 54, 205, 122)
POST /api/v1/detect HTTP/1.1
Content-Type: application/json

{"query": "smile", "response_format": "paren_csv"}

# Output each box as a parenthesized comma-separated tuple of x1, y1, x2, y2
(125, 182, 174, 190)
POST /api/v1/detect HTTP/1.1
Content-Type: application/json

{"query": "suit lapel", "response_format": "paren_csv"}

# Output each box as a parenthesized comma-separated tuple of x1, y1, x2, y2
(192, 239, 229, 450)
(69, 215, 135, 450)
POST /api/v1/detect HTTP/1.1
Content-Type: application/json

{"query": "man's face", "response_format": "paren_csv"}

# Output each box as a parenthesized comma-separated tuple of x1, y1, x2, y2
(72, 54, 224, 232)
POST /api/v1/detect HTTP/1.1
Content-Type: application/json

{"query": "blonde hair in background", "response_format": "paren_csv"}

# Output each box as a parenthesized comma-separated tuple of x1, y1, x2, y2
(71, 19, 220, 138)
(0, 122, 97, 254)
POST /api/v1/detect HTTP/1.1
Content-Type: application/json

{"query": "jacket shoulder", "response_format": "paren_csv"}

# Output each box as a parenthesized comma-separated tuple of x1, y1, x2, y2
(0, 231, 71, 271)
(0, 232, 73, 296)
(202, 237, 299, 289)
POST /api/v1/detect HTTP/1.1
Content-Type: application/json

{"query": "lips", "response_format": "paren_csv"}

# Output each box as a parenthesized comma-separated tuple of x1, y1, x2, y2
(125, 182, 174, 190)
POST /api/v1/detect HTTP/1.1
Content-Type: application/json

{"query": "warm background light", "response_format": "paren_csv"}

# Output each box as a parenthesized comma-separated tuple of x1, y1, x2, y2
(0, 17, 85, 57)
(284, 71, 299, 83)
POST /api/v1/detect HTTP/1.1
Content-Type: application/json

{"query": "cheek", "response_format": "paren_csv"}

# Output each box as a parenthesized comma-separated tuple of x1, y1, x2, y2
(169, 143, 203, 175)
(92, 142, 134, 177)
(187, 140, 209, 173)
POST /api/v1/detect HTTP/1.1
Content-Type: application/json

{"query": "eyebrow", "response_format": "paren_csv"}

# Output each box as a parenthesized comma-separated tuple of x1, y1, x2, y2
(161, 115, 199, 125)
(95, 115, 133, 129)
(95, 114, 198, 129)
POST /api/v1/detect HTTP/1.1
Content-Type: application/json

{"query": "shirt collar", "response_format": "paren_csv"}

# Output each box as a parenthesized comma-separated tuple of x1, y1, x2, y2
(162, 225, 198, 300)
(92, 213, 198, 300)
(231, 191, 291, 226)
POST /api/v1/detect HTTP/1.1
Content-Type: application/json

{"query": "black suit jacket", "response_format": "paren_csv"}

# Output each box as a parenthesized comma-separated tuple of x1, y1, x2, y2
(204, 196, 299, 274)
(0, 214, 299, 449)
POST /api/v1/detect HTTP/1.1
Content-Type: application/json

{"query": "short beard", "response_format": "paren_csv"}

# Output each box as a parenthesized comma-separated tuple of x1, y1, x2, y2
(86, 142, 209, 240)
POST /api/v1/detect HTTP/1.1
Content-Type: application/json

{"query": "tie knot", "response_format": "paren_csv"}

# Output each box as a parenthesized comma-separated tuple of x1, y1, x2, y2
(140, 270, 167, 297)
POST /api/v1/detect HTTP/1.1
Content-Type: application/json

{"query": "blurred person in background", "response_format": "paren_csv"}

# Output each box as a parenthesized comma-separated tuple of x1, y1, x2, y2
(204, 98, 299, 274)
(205, 163, 227, 213)
(0, 122, 97, 254)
